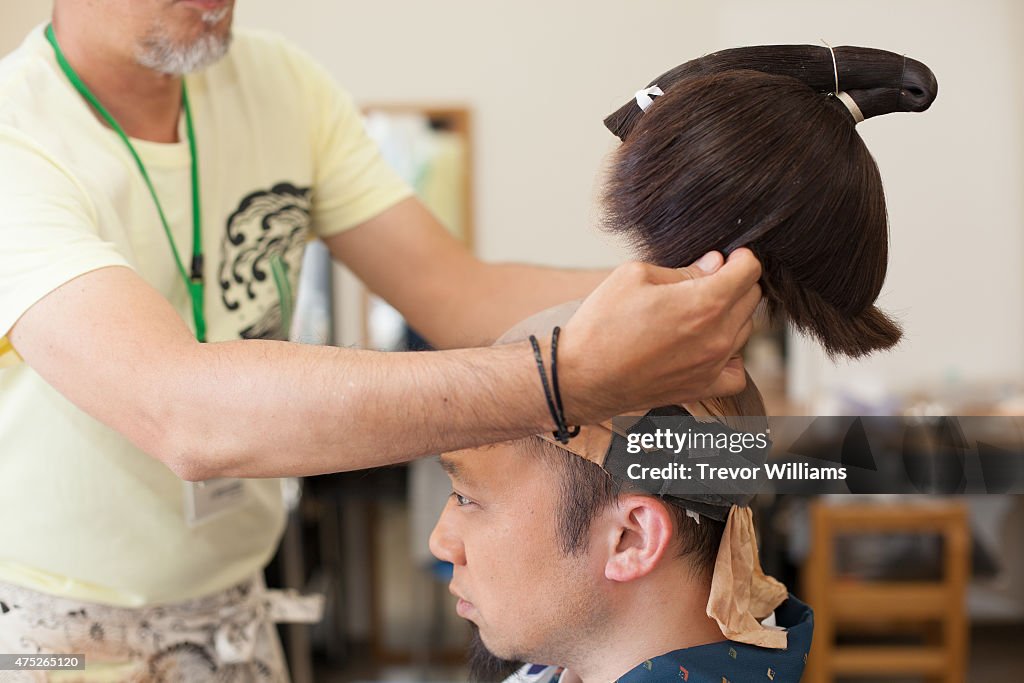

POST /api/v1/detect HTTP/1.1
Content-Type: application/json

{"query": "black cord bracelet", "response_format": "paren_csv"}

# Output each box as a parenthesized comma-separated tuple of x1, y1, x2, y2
(529, 330, 578, 445)
(528, 334, 563, 439)
(549, 327, 580, 442)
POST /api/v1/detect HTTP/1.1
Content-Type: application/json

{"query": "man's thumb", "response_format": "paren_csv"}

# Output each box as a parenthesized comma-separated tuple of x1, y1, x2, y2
(677, 251, 724, 281)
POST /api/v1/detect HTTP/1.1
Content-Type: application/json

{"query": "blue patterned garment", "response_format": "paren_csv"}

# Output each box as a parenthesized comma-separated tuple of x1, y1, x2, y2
(506, 596, 813, 683)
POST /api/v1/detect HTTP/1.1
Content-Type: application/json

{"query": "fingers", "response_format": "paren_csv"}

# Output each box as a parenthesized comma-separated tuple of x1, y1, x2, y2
(724, 247, 762, 280)
(616, 249, 746, 288)
(729, 317, 755, 358)
(692, 320, 752, 403)
(704, 356, 748, 397)
(694, 248, 762, 306)
(723, 278, 763, 331)
(681, 251, 724, 278)
(619, 251, 724, 287)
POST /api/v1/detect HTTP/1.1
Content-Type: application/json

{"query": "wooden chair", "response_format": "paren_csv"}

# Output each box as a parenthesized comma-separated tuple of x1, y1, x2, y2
(803, 501, 970, 682)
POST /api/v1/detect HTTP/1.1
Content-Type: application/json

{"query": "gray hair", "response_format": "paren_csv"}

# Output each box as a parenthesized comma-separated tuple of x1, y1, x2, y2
(135, 8, 232, 75)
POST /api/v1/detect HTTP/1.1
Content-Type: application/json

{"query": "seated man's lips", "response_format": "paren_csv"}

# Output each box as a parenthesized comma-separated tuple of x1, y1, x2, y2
(456, 598, 475, 618)
(450, 586, 476, 617)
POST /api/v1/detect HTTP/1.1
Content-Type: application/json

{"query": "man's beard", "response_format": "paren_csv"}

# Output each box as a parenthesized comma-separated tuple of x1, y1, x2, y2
(135, 8, 232, 75)
(468, 626, 525, 683)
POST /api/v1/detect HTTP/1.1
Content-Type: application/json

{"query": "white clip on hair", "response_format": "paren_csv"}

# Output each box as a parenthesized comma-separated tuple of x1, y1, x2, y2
(821, 40, 864, 124)
(635, 85, 664, 112)
(836, 91, 865, 123)
(822, 39, 840, 95)
(686, 508, 702, 525)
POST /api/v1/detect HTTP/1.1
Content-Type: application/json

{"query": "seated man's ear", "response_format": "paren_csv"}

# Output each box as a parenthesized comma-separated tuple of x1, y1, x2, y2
(600, 495, 674, 583)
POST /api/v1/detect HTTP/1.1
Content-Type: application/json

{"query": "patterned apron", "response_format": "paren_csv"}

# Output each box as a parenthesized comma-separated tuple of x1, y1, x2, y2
(0, 575, 323, 682)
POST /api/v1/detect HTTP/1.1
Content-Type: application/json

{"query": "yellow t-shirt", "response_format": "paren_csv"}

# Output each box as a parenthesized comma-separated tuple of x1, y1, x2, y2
(0, 26, 412, 606)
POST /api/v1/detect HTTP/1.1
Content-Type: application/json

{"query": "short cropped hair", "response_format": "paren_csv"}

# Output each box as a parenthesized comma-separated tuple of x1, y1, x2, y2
(522, 436, 725, 578)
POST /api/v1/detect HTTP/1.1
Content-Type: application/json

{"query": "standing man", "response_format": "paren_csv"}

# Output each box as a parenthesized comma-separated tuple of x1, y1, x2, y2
(0, 1, 762, 679)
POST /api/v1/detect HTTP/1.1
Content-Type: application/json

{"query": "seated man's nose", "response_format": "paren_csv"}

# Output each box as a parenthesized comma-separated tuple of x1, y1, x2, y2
(429, 519, 465, 565)
(428, 524, 446, 561)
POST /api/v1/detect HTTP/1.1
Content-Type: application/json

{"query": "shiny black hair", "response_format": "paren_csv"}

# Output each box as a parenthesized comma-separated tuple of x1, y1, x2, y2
(602, 45, 937, 358)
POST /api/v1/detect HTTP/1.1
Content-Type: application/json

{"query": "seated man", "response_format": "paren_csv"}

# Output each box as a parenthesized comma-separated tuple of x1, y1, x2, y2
(430, 434, 813, 683)
(429, 308, 813, 683)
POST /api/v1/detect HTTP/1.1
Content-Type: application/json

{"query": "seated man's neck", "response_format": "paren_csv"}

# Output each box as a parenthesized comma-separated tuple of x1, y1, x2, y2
(561, 563, 724, 683)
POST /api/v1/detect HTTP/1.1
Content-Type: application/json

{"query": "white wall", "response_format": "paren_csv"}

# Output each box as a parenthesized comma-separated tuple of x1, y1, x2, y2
(4, 1, 1022, 400)
(0, 3, 49, 49)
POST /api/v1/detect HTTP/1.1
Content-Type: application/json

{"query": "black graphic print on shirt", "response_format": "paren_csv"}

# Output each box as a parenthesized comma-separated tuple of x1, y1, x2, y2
(218, 183, 311, 341)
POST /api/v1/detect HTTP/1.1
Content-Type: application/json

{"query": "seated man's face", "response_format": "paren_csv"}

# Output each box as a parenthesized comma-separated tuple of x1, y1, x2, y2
(429, 443, 610, 665)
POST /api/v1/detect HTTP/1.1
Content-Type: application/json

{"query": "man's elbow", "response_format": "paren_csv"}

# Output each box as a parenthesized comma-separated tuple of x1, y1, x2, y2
(141, 405, 224, 482)
(151, 436, 218, 482)
(165, 451, 214, 482)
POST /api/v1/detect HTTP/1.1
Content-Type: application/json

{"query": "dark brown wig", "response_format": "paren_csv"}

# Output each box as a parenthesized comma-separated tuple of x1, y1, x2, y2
(602, 45, 937, 364)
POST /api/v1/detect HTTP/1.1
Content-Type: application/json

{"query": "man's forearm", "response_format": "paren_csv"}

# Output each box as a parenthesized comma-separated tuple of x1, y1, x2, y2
(167, 339, 554, 480)
(173, 261, 604, 479)
(9, 267, 559, 482)
(414, 262, 610, 349)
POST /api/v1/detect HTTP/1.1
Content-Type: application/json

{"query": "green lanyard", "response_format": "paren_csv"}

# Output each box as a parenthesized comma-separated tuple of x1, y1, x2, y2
(45, 24, 207, 342)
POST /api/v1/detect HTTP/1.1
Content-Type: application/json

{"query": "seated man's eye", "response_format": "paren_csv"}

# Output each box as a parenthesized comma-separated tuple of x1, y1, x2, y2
(450, 491, 474, 507)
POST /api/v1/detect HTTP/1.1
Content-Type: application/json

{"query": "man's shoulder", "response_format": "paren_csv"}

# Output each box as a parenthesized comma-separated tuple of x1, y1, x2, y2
(0, 23, 48, 77)
(0, 24, 62, 126)
(0, 25, 97, 182)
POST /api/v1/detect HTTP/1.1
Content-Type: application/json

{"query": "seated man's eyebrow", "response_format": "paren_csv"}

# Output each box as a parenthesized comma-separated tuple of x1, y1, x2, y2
(439, 455, 470, 485)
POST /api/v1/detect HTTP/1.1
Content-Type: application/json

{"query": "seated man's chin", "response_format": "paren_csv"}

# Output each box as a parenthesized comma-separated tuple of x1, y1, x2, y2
(468, 625, 524, 683)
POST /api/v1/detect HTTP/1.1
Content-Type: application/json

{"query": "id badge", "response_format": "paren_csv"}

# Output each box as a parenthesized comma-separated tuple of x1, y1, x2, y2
(184, 478, 247, 526)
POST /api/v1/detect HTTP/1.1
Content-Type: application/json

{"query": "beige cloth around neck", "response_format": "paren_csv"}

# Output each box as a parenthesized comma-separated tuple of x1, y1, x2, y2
(708, 505, 789, 648)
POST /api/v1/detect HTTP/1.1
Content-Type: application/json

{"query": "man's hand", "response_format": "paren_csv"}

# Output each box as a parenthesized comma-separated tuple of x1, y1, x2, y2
(559, 248, 762, 422)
